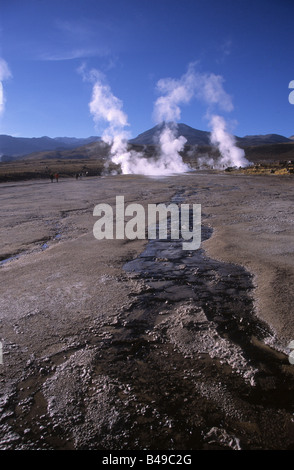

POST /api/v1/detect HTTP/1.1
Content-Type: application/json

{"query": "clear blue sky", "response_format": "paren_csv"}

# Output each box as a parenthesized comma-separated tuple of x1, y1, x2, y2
(1, 0, 293, 139)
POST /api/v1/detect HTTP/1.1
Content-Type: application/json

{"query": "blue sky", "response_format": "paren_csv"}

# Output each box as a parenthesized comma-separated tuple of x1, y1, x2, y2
(0, 0, 293, 139)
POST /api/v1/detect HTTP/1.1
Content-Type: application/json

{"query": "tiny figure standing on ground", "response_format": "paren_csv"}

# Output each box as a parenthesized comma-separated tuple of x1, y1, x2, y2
(55, 173, 59, 183)
(50, 174, 54, 183)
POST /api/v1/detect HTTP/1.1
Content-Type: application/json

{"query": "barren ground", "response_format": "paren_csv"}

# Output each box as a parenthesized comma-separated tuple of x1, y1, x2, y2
(1, 171, 294, 450)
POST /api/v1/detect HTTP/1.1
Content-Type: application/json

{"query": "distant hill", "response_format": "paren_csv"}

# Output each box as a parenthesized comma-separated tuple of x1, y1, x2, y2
(237, 142, 294, 163)
(130, 122, 292, 147)
(130, 123, 211, 146)
(237, 134, 293, 146)
(11, 140, 110, 162)
(0, 135, 100, 157)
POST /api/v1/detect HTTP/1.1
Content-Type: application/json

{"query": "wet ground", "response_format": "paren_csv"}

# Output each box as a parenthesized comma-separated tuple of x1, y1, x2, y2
(1, 172, 294, 450)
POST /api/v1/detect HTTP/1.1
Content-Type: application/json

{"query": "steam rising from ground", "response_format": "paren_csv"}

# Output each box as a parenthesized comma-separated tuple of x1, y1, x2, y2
(150, 65, 197, 174)
(0, 58, 12, 161)
(0, 58, 12, 117)
(82, 63, 250, 175)
(187, 67, 250, 169)
(87, 76, 135, 173)
(86, 64, 201, 174)
(209, 115, 249, 168)
(86, 66, 194, 175)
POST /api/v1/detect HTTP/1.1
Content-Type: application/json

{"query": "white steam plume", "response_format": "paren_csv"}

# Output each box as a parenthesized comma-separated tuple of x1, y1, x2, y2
(85, 65, 193, 175)
(154, 64, 196, 123)
(188, 66, 250, 169)
(209, 115, 249, 168)
(88, 78, 134, 173)
(82, 62, 249, 175)
(80, 66, 138, 173)
(0, 58, 12, 117)
(151, 64, 248, 173)
(194, 72, 234, 113)
(150, 65, 198, 174)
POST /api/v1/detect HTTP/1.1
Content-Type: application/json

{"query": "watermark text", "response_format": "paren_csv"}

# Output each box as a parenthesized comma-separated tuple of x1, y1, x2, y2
(289, 80, 294, 104)
(93, 196, 201, 250)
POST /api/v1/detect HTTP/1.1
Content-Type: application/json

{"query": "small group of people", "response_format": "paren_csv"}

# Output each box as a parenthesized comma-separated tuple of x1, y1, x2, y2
(76, 171, 89, 180)
(49, 171, 88, 182)
(49, 173, 59, 183)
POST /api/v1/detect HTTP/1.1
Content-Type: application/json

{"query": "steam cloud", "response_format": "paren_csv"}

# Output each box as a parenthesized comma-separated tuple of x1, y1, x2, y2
(151, 64, 250, 172)
(83, 62, 250, 175)
(85, 66, 192, 175)
(186, 67, 250, 169)
(209, 114, 249, 168)
(154, 65, 196, 122)
(86, 65, 196, 175)
(151, 65, 196, 174)
(0, 58, 12, 161)
(88, 76, 134, 174)
(78, 65, 132, 173)
(0, 58, 12, 117)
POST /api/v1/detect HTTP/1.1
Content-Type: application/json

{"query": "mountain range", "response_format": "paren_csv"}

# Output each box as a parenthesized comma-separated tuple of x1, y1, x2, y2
(0, 135, 100, 157)
(0, 123, 293, 159)
(129, 123, 293, 147)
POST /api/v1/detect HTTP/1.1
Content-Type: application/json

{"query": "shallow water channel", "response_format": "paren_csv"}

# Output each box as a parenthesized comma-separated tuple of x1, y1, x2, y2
(93, 193, 294, 450)
(2, 187, 294, 450)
